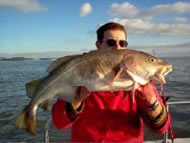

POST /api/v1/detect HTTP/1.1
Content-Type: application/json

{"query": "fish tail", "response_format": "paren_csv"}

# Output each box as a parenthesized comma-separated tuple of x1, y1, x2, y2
(13, 105, 36, 135)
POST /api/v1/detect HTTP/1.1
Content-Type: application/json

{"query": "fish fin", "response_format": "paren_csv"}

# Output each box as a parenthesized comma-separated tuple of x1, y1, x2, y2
(39, 100, 50, 112)
(47, 55, 80, 73)
(131, 85, 135, 102)
(25, 77, 45, 98)
(131, 82, 138, 102)
(120, 55, 135, 71)
(113, 65, 123, 81)
(13, 106, 36, 135)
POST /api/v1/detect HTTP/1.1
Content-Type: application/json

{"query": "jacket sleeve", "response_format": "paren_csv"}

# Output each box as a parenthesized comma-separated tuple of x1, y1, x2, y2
(137, 83, 171, 134)
(51, 98, 73, 130)
(52, 98, 85, 130)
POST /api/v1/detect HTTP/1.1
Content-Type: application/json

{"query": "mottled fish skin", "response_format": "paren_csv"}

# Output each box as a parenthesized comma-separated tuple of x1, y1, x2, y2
(13, 49, 172, 135)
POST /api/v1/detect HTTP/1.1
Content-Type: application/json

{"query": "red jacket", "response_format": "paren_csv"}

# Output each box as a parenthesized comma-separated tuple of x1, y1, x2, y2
(52, 85, 170, 142)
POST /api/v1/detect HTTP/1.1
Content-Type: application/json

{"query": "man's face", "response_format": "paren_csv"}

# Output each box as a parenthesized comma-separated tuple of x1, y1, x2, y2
(96, 30, 127, 50)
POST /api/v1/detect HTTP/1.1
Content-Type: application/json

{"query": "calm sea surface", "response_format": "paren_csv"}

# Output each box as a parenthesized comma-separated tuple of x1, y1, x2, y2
(0, 57, 190, 142)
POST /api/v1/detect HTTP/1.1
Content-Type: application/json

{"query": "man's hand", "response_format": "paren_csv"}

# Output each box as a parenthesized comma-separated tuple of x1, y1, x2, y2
(136, 81, 157, 106)
(136, 81, 165, 119)
(72, 86, 90, 110)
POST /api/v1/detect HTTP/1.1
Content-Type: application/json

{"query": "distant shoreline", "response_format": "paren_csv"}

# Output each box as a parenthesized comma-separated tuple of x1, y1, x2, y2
(0, 57, 55, 61)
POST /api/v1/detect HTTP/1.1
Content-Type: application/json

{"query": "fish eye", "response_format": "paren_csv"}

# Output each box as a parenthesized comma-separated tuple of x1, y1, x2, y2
(149, 57, 157, 63)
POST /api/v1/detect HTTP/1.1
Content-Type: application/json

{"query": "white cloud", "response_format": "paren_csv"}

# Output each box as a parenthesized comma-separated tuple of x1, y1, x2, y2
(80, 3, 92, 17)
(0, 0, 47, 12)
(109, 2, 190, 19)
(112, 18, 190, 36)
(173, 17, 188, 23)
(139, 2, 190, 19)
(109, 2, 138, 18)
(170, 1, 190, 13)
(108, 1, 190, 36)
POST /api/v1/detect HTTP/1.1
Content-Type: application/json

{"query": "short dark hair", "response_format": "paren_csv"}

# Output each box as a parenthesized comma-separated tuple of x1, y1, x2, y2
(96, 22, 126, 41)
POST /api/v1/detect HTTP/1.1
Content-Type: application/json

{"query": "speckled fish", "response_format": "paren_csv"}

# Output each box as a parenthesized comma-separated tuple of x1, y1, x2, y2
(13, 49, 172, 135)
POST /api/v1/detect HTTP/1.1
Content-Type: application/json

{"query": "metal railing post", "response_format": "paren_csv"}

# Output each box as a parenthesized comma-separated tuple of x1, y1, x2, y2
(44, 118, 51, 143)
(163, 101, 190, 143)
(164, 105, 169, 143)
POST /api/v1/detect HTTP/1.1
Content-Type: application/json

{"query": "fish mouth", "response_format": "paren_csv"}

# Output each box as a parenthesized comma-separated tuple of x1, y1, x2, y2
(153, 65, 172, 84)
(153, 74, 166, 84)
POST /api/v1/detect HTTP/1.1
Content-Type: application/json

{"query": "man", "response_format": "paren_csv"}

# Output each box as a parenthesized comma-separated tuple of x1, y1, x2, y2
(52, 22, 170, 142)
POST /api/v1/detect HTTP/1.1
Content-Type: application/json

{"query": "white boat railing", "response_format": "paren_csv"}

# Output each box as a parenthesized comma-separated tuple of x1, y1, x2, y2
(44, 101, 190, 143)
(44, 117, 51, 143)
(164, 101, 190, 143)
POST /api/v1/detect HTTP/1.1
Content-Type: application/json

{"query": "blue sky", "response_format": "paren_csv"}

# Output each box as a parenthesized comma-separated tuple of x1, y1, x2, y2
(0, 0, 190, 57)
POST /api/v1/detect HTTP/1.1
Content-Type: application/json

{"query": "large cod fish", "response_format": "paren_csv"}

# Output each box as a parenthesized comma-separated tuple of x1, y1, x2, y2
(14, 49, 172, 135)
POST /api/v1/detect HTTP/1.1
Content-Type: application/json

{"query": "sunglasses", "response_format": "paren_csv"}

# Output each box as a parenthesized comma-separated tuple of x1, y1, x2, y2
(106, 39, 128, 48)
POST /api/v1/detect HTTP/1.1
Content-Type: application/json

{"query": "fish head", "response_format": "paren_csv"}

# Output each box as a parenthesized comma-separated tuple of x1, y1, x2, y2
(151, 57, 172, 84)
(121, 50, 172, 85)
